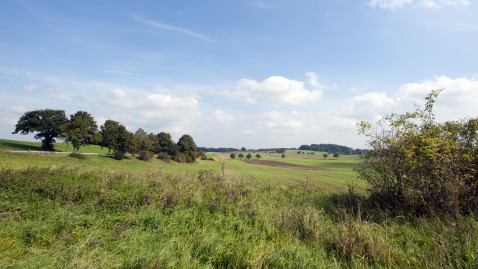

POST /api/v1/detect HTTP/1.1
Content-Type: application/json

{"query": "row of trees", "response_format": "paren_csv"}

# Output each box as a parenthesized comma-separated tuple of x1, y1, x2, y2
(298, 143, 361, 155)
(12, 109, 197, 162)
(230, 152, 262, 160)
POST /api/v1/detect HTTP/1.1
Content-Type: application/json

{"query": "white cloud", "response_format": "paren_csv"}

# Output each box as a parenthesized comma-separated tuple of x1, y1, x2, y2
(226, 74, 324, 105)
(107, 88, 201, 134)
(369, 0, 469, 10)
(342, 75, 478, 124)
(369, 0, 413, 10)
(214, 110, 235, 124)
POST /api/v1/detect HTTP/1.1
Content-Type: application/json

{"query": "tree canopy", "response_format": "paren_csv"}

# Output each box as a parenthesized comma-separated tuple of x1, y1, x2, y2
(12, 109, 68, 151)
(62, 111, 97, 152)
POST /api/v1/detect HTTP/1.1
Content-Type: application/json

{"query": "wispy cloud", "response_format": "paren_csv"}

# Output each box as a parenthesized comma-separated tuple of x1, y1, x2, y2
(132, 15, 215, 42)
(252, 1, 276, 9)
(369, 0, 469, 10)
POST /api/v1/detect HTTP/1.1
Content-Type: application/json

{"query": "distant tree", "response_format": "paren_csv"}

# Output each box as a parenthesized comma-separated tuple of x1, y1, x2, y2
(241, 147, 246, 152)
(230, 153, 236, 159)
(333, 152, 341, 159)
(297, 151, 301, 154)
(255, 154, 261, 160)
(113, 125, 132, 160)
(281, 153, 286, 158)
(176, 134, 197, 163)
(99, 120, 120, 155)
(246, 153, 252, 160)
(238, 153, 244, 159)
(156, 132, 177, 157)
(61, 111, 98, 153)
(323, 153, 328, 159)
(13, 109, 68, 151)
(134, 128, 153, 152)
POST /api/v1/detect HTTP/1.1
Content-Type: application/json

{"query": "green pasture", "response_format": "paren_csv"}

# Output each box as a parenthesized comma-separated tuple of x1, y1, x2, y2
(0, 139, 108, 154)
(1, 139, 477, 268)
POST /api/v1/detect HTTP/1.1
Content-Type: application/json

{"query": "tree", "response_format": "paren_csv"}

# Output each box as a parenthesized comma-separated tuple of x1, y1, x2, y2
(133, 128, 154, 152)
(230, 153, 236, 159)
(156, 132, 177, 157)
(176, 134, 197, 163)
(241, 147, 246, 151)
(13, 109, 68, 151)
(356, 90, 478, 215)
(255, 154, 261, 160)
(323, 153, 328, 159)
(100, 120, 120, 155)
(246, 153, 252, 160)
(99, 120, 132, 159)
(62, 111, 97, 152)
(238, 153, 244, 159)
(333, 152, 340, 159)
(281, 153, 286, 158)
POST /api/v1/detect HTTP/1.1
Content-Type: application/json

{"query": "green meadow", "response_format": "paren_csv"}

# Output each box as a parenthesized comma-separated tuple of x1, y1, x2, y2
(1, 139, 477, 268)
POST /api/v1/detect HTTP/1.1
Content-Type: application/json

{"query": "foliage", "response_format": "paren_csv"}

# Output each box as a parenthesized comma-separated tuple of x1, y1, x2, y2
(12, 109, 68, 151)
(281, 153, 286, 158)
(157, 152, 171, 162)
(196, 151, 207, 160)
(256, 153, 262, 160)
(356, 90, 478, 215)
(137, 150, 154, 162)
(61, 111, 98, 152)
(230, 153, 236, 159)
(246, 153, 252, 160)
(156, 132, 178, 157)
(333, 152, 341, 159)
(299, 143, 362, 155)
(176, 134, 197, 163)
(99, 120, 133, 160)
(323, 153, 328, 159)
(238, 153, 244, 159)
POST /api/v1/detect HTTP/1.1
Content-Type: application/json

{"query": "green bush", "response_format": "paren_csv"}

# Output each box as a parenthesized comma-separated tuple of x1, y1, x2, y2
(137, 150, 154, 162)
(356, 90, 478, 215)
(157, 152, 171, 162)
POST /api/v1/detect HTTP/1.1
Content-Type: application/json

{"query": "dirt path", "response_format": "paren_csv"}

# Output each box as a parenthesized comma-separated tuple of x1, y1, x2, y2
(244, 160, 329, 170)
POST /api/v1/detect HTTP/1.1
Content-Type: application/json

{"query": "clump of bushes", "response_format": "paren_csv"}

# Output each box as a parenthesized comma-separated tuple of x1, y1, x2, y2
(157, 153, 171, 162)
(356, 90, 478, 216)
(137, 150, 154, 162)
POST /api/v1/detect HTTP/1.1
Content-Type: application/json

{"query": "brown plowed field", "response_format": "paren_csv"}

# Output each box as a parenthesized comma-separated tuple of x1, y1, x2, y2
(244, 160, 329, 170)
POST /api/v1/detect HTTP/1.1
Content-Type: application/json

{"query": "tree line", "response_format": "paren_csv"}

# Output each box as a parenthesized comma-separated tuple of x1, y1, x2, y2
(12, 109, 197, 162)
(298, 143, 362, 155)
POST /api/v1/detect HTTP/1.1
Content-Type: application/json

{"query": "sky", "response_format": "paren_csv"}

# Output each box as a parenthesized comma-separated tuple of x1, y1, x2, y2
(1, 0, 478, 149)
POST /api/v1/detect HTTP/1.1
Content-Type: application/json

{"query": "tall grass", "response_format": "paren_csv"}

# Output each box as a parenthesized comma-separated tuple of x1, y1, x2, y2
(1, 167, 477, 268)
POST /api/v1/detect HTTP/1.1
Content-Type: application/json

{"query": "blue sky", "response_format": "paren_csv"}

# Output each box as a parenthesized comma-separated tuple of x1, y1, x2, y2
(1, 0, 478, 149)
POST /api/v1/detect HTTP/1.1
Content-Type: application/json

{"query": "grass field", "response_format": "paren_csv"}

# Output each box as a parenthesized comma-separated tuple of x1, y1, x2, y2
(1, 139, 477, 268)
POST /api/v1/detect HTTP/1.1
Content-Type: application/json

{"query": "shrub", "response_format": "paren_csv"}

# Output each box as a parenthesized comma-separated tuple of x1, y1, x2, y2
(157, 152, 171, 162)
(356, 90, 478, 215)
(137, 150, 154, 162)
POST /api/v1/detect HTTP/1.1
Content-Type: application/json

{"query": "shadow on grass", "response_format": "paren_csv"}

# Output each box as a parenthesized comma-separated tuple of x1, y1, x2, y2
(0, 141, 43, 151)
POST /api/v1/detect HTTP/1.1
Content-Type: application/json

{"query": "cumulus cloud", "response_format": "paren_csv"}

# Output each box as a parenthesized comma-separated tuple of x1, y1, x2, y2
(214, 110, 235, 124)
(107, 88, 201, 133)
(342, 75, 478, 124)
(226, 73, 324, 105)
(369, 0, 469, 10)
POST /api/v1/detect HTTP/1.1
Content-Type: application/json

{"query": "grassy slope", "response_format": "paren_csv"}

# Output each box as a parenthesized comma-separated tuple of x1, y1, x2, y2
(1, 141, 477, 268)
(0, 139, 108, 154)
